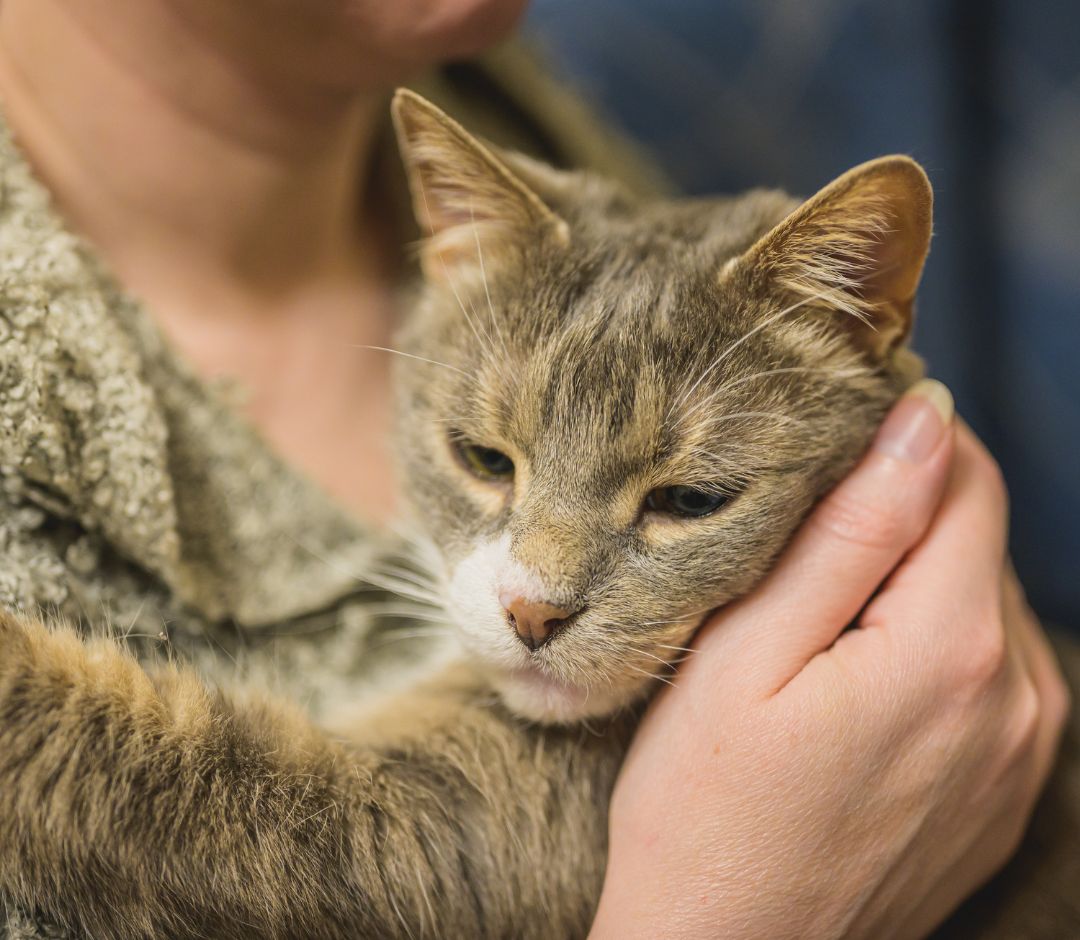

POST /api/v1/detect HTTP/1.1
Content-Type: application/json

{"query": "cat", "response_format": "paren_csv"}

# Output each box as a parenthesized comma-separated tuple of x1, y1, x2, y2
(0, 89, 1073, 939)
(389, 89, 925, 728)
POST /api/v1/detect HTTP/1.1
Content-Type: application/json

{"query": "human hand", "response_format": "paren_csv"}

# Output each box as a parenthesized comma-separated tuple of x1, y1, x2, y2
(590, 380, 1070, 940)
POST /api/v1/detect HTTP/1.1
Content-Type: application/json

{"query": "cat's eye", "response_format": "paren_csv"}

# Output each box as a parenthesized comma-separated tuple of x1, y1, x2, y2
(454, 440, 515, 481)
(646, 485, 729, 519)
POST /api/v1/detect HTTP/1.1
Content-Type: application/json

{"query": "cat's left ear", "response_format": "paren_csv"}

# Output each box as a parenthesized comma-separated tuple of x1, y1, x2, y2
(732, 156, 932, 359)
(392, 89, 569, 283)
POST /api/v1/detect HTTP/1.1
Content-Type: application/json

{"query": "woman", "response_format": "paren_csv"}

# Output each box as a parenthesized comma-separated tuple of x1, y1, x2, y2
(0, 0, 1069, 936)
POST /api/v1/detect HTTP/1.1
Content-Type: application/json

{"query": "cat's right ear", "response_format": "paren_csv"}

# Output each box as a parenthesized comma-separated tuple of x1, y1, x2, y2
(392, 89, 570, 284)
(728, 156, 933, 360)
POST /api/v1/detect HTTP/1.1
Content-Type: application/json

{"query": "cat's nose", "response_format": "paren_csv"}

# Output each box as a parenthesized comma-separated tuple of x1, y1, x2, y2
(500, 594, 574, 651)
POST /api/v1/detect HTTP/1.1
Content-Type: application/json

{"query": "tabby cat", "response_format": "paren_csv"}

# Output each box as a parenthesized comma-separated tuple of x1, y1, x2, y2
(0, 90, 1074, 939)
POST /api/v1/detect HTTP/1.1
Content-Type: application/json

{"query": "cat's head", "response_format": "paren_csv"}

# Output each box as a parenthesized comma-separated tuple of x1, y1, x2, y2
(390, 89, 931, 723)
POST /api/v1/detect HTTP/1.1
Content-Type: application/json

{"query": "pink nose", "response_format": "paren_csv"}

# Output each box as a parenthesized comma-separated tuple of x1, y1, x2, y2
(501, 595, 574, 651)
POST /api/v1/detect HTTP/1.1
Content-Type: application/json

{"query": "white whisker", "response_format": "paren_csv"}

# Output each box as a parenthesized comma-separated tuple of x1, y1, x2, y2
(654, 643, 699, 655)
(625, 662, 678, 689)
(671, 286, 856, 419)
(367, 627, 451, 651)
(415, 172, 497, 360)
(471, 201, 509, 358)
(367, 564, 437, 592)
(351, 344, 471, 378)
(699, 410, 808, 429)
(364, 606, 452, 624)
(682, 364, 868, 422)
(639, 605, 714, 627)
(628, 646, 679, 670)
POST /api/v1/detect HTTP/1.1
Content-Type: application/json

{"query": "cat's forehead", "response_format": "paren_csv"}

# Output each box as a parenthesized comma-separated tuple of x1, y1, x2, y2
(474, 254, 810, 471)
(501, 234, 780, 391)
(430, 188, 859, 473)
(497, 189, 799, 350)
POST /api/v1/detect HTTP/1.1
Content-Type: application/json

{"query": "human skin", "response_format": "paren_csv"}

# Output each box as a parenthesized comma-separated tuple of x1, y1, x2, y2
(0, 1, 1068, 935)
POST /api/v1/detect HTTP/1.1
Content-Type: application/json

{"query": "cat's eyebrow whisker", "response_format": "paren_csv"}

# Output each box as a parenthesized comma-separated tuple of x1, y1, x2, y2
(685, 440, 764, 455)
(469, 202, 510, 359)
(414, 172, 499, 363)
(721, 363, 867, 395)
(350, 344, 472, 379)
(698, 410, 810, 431)
(670, 285, 850, 421)
(680, 364, 869, 423)
(685, 446, 768, 466)
(681, 449, 766, 474)
(441, 257, 496, 360)
(578, 716, 604, 737)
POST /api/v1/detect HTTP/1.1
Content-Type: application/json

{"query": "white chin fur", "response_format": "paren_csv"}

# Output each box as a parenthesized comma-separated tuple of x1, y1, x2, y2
(446, 533, 644, 723)
(491, 668, 631, 724)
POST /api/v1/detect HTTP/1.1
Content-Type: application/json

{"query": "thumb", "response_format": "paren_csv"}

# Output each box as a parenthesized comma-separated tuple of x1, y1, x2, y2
(698, 379, 956, 694)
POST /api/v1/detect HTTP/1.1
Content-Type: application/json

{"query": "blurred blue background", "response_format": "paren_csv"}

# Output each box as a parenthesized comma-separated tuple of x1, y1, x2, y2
(525, 0, 1080, 631)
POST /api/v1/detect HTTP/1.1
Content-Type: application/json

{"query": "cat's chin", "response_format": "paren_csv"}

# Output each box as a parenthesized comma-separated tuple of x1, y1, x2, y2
(491, 666, 633, 725)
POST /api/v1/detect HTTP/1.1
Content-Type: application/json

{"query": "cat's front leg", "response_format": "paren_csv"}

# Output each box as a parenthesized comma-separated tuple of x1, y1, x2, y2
(0, 611, 628, 940)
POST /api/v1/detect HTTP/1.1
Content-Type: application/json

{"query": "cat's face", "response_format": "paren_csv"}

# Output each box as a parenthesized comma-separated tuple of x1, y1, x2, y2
(391, 91, 931, 723)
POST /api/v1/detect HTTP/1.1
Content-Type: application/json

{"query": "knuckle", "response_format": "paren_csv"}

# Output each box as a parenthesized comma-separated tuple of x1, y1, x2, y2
(1047, 670, 1072, 731)
(956, 618, 1009, 691)
(811, 488, 908, 551)
(1007, 680, 1042, 756)
(1002, 806, 1033, 859)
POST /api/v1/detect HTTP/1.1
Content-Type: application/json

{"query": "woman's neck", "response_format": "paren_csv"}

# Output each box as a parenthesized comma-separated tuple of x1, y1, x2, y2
(0, 0, 404, 522)
(0, 0, 389, 307)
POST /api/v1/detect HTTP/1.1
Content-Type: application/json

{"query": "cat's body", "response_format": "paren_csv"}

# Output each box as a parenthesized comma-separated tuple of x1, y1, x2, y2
(0, 90, 1075, 939)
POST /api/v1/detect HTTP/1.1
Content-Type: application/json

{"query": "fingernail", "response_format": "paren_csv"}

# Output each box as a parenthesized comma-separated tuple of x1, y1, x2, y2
(873, 379, 954, 463)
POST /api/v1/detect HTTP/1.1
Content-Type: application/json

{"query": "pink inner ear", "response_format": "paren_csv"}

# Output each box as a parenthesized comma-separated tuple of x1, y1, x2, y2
(417, 206, 526, 287)
(757, 159, 932, 357)
(861, 197, 925, 312)
(423, 183, 493, 233)
(394, 90, 570, 282)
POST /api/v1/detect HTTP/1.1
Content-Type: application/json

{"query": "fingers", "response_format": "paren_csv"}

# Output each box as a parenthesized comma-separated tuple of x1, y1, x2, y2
(861, 424, 1010, 661)
(699, 379, 956, 691)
